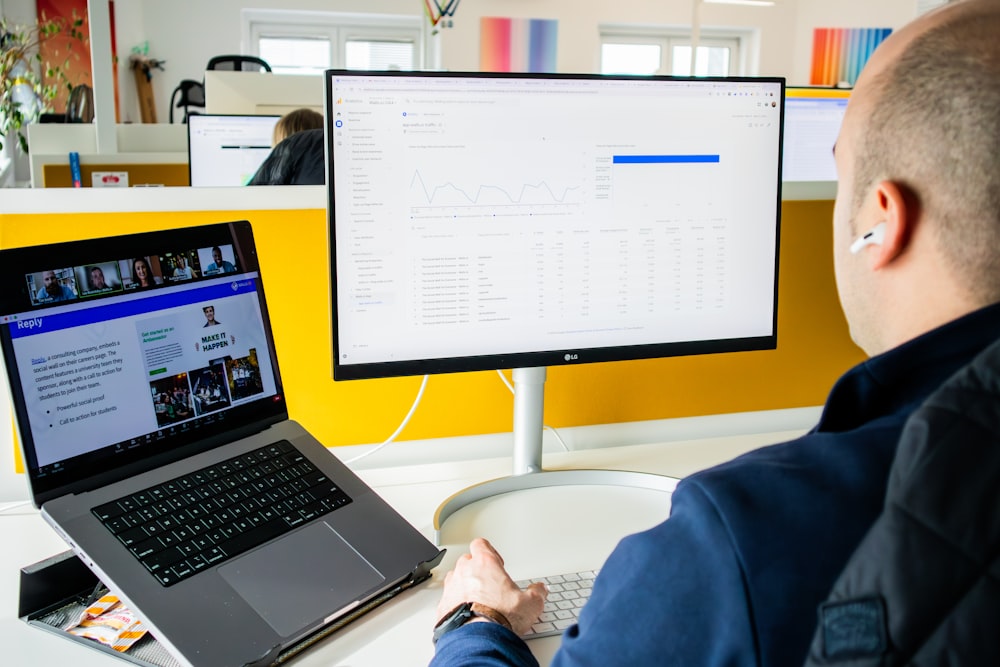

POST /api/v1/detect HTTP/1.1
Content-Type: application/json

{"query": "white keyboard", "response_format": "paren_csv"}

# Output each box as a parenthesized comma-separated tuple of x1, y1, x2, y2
(516, 569, 598, 639)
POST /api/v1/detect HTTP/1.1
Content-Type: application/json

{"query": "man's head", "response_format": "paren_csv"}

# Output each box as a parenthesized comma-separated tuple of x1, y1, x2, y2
(212, 246, 223, 265)
(89, 266, 107, 289)
(41, 270, 61, 297)
(832, 0, 1000, 355)
(203, 305, 216, 323)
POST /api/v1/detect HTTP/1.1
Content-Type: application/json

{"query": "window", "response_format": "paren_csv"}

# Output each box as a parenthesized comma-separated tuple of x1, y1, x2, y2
(243, 10, 428, 74)
(600, 27, 748, 77)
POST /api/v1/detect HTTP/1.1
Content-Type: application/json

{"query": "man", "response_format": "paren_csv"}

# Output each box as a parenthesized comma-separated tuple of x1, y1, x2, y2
(173, 255, 194, 280)
(206, 246, 236, 275)
(202, 305, 220, 327)
(429, 2, 1000, 665)
(35, 270, 76, 302)
(88, 266, 111, 291)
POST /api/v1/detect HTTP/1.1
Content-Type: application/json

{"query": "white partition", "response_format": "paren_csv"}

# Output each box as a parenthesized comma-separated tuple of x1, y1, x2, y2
(26, 124, 189, 188)
(204, 71, 324, 116)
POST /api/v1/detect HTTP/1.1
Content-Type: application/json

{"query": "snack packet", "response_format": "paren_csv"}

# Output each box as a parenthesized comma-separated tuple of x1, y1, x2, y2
(66, 594, 149, 652)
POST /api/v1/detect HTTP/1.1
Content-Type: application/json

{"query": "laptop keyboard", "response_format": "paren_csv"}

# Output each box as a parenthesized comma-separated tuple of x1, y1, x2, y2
(92, 440, 352, 587)
(517, 569, 598, 638)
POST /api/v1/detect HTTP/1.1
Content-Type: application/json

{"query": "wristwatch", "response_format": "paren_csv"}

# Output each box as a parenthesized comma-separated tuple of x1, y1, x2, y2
(432, 601, 513, 644)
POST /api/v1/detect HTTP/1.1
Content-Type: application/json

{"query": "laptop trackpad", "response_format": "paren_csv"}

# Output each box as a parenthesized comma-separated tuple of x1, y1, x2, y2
(219, 521, 386, 638)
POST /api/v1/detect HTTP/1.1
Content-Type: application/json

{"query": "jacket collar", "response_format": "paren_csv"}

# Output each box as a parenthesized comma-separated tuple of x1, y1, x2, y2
(816, 302, 1000, 433)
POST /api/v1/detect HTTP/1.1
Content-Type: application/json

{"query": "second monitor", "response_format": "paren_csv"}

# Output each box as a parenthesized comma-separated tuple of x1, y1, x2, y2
(783, 87, 850, 182)
(187, 114, 280, 187)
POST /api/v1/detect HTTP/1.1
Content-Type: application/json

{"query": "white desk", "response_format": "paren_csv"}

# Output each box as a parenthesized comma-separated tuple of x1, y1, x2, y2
(1, 428, 807, 666)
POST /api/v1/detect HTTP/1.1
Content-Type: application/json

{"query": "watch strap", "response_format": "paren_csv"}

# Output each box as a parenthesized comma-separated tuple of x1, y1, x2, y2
(433, 601, 513, 644)
(470, 602, 513, 632)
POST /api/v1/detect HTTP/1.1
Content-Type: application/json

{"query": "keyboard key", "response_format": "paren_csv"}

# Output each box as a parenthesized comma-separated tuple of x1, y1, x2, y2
(531, 622, 555, 635)
(140, 546, 186, 573)
(519, 568, 598, 639)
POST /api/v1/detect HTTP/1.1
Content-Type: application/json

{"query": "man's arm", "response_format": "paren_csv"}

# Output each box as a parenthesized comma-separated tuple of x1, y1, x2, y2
(430, 480, 755, 667)
(429, 538, 545, 667)
(552, 480, 755, 666)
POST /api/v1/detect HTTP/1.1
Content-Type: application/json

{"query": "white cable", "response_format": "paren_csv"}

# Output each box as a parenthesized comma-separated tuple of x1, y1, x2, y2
(0, 500, 32, 514)
(343, 374, 430, 465)
(495, 370, 569, 452)
(496, 368, 515, 393)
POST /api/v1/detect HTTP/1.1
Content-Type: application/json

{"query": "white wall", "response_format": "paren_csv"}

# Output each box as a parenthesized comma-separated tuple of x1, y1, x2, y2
(116, 0, 922, 125)
(791, 0, 918, 84)
(113, 0, 418, 125)
(3, 0, 923, 130)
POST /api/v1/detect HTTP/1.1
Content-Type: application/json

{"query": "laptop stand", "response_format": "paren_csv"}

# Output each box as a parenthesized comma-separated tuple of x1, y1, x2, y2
(19, 548, 445, 666)
(19, 550, 179, 666)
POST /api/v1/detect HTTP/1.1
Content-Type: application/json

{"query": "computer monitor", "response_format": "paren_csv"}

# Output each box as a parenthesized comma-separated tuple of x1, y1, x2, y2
(325, 71, 785, 537)
(782, 87, 850, 182)
(186, 114, 280, 186)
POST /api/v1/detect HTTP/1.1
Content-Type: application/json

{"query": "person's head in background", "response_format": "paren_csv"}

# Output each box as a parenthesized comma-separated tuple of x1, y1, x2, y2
(832, 0, 1000, 357)
(89, 266, 108, 290)
(273, 108, 324, 147)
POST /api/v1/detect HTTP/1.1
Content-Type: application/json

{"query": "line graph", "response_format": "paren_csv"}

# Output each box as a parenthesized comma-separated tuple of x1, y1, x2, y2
(410, 170, 583, 208)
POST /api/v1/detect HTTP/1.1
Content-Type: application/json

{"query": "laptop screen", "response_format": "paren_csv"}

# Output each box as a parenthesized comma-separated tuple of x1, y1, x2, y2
(0, 221, 288, 505)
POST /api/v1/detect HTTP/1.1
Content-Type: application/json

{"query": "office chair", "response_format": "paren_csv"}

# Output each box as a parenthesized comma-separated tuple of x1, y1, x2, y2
(169, 79, 205, 123)
(206, 55, 272, 73)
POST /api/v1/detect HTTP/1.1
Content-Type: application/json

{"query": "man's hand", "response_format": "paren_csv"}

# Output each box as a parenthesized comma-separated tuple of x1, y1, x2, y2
(436, 537, 548, 637)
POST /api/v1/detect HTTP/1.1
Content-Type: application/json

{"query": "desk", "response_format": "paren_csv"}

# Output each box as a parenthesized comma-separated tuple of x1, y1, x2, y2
(1, 428, 806, 666)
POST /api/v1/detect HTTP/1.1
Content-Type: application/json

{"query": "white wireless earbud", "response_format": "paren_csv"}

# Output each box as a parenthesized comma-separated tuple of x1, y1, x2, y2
(849, 222, 887, 254)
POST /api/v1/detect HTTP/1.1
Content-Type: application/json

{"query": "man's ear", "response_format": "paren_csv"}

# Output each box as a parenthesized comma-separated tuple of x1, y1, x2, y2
(869, 180, 914, 269)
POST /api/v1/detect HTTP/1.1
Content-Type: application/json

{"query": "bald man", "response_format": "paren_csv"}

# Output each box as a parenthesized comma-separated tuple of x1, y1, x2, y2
(35, 270, 76, 303)
(428, 2, 1000, 666)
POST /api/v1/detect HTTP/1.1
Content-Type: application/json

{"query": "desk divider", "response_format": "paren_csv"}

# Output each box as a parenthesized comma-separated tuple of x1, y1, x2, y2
(2, 200, 862, 475)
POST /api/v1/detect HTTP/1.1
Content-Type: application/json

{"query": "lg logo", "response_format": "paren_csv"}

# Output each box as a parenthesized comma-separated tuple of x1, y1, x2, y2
(564, 353, 579, 361)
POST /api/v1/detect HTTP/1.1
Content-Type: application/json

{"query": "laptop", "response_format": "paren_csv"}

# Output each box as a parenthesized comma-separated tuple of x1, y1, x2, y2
(0, 221, 444, 667)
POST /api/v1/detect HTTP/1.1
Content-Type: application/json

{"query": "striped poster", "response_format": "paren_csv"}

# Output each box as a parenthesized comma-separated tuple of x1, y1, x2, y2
(480, 17, 558, 73)
(810, 28, 891, 87)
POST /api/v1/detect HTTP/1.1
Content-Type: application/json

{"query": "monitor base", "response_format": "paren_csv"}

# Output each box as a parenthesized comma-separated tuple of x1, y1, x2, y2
(432, 468, 678, 545)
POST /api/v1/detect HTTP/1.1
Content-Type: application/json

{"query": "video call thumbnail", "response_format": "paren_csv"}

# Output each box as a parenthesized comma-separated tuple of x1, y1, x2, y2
(77, 262, 123, 297)
(23, 243, 240, 309)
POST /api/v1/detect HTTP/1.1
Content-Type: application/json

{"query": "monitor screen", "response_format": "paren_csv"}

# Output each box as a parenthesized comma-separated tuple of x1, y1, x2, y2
(782, 87, 850, 182)
(326, 71, 784, 382)
(187, 114, 280, 186)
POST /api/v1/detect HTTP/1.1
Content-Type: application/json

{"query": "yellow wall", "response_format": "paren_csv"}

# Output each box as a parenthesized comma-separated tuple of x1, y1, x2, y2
(1, 200, 862, 459)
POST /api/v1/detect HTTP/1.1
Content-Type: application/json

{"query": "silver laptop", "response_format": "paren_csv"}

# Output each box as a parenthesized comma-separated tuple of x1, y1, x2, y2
(0, 220, 444, 666)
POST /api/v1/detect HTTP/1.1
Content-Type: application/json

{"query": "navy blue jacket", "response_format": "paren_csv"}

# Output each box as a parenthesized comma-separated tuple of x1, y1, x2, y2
(430, 302, 1000, 667)
(805, 334, 1000, 665)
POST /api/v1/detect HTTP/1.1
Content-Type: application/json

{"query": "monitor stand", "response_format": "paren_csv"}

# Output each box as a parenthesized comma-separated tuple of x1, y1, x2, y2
(433, 366, 679, 544)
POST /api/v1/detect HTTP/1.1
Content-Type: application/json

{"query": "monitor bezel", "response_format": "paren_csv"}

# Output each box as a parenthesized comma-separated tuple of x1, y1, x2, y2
(325, 70, 785, 382)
